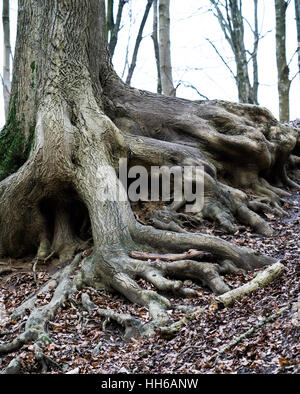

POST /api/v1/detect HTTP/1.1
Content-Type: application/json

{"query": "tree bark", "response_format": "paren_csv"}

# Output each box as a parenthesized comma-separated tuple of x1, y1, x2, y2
(0, 0, 298, 354)
(2, 0, 11, 120)
(275, 0, 291, 122)
(158, 0, 174, 96)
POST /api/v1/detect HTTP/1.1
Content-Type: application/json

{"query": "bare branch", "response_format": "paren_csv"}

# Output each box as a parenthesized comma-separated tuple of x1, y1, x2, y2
(205, 38, 236, 80)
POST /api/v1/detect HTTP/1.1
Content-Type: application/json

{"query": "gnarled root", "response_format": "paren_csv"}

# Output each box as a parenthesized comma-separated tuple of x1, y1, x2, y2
(0, 254, 82, 372)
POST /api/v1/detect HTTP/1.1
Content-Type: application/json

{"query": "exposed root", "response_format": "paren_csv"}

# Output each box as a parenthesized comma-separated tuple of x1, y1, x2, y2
(1, 356, 22, 374)
(81, 293, 150, 340)
(0, 253, 82, 372)
(33, 343, 61, 373)
(131, 223, 276, 270)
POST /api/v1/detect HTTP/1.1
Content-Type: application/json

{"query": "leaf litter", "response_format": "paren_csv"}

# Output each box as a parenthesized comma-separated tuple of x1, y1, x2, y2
(0, 191, 299, 374)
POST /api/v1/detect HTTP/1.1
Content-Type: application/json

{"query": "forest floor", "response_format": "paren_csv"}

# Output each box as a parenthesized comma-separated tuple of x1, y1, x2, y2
(0, 188, 299, 374)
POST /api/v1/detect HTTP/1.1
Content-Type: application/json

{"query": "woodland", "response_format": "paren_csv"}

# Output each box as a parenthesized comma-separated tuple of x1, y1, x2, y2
(0, 0, 299, 375)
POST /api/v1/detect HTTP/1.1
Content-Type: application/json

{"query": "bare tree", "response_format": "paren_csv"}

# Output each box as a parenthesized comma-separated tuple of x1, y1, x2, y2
(209, 0, 260, 104)
(158, 0, 174, 96)
(295, 0, 300, 78)
(126, 0, 154, 85)
(106, 0, 128, 58)
(275, 0, 291, 122)
(151, 0, 162, 93)
(2, 0, 11, 120)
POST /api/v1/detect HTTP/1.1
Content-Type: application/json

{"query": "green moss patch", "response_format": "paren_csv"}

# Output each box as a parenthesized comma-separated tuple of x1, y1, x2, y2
(0, 96, 35, 181)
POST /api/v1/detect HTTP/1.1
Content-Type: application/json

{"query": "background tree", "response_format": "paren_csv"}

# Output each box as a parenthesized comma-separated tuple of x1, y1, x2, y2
(151, 0, 162, 93)
(295, 0, 300, 79)
(0, 0, 299, 366)
(125, 0, 154, 85)
(275, 0, 291, 122)
(106, 0, 128, 58)
(1, 0, 11, 120)
(158, 0, 174, 96)
(209, 0, 259, 104)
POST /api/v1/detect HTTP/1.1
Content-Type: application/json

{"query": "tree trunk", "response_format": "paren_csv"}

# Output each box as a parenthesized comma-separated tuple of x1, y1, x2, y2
(0, 0, 298, 354)
(158, 0, 174, 96)
(152, 0, 162, 94)
(108, 0, 127, 58)
(295, 0, 300, 79)
(275, 0, 291, 122)
(2, 0, 11, 120)
(209, 0, 257, 104)
(125, 0, 153, 85)
(252, 0, 259, 104)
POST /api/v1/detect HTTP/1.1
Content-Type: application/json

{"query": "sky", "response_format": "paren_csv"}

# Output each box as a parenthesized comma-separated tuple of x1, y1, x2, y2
(0, 0, 300, 128)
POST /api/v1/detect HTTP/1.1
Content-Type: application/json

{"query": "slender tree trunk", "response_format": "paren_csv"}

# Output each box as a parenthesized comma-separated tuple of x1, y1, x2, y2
(295, 0, 300, 79)
(152, 0, 162, 93)
(275, 0, 290, 122)
(209, 0, 258, 104)
(106, 0, 114, 42)
(125, 0, 154, 85)
(158, 0, 174, 96)
(229, 0, 254, 103)
(2, 0, 11, 120)
(252, 0, 259, 104)
(108, 0, 127, 58)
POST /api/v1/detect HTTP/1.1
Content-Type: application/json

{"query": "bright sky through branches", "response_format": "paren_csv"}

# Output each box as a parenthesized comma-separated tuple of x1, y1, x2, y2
(1, 0, 299, 128)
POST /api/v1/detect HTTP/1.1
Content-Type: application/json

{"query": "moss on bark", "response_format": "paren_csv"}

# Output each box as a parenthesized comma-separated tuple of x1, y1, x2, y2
(0, 95, 35, 181)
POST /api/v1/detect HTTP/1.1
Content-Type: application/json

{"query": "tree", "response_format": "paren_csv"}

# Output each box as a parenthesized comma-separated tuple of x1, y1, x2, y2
(125, 0, 154, 85)
(0, 0, 299, 364)
(106, 0, 128, 58)
(295, 0, 300, 79)
(151, 0, 162, 93)
(275, 0, 291, 122)
(209, 0, 260, 104)
(1, 0, 11, 120)
(158, 0, 174, 96)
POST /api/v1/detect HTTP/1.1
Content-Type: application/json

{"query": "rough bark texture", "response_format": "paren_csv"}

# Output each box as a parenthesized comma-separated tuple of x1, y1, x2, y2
(275, 0, 291, 122)
(0, 0, 299, 359)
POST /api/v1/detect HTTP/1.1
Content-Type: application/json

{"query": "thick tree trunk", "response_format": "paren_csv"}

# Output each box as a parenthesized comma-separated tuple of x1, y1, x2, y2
(2, 0, 11, 120)
(275, 0, 291, 122)
(0, 0, 298, 357)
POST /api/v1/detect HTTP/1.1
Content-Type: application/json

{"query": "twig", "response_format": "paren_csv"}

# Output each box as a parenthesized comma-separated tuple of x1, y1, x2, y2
(130, 249, 210, 262)
(206, 304, 291, 363)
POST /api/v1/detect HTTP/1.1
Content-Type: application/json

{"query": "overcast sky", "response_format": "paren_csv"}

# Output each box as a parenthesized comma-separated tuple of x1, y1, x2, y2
(1, 0, 300, 128)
